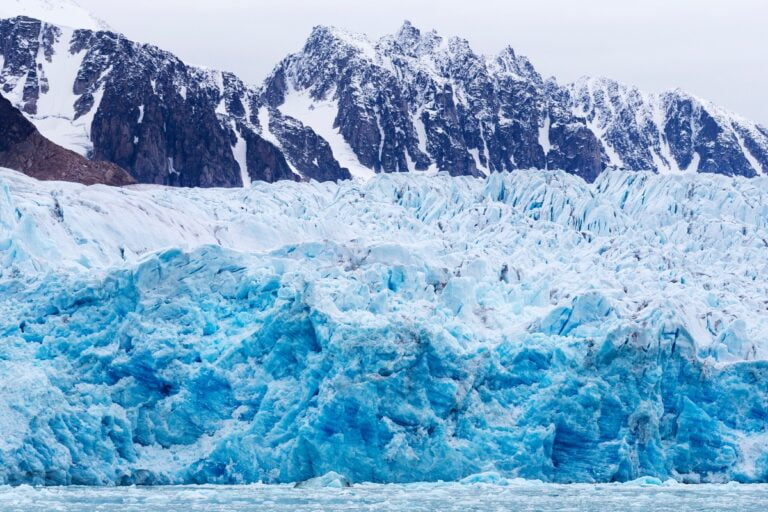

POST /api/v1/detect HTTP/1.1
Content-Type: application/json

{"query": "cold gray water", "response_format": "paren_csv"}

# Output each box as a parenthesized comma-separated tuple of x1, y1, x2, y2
(0, 483, 767, 511)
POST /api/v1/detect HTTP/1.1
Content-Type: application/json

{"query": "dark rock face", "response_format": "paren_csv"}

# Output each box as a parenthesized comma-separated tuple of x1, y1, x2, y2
(260, 23, 610, 181)
(0, 17, 317, 186)
(0, 17, 58, 115)
(547, 123, 604, 183)
(236, 120, 296, 183)
(266, 110, 351, 181)
(0, 93, 34, 148)
(660, 94, 755, 177)
(262, 21, 768, 182)
(76, 28, 298, 187)
(567, 78, 767, 177)
(1, 16, 767, 185)
(0, 93, 135, 185)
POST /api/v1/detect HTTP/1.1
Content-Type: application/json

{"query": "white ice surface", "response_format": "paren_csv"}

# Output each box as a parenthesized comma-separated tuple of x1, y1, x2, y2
(0, 0, 109, 30)
(2, 167, 767, 363)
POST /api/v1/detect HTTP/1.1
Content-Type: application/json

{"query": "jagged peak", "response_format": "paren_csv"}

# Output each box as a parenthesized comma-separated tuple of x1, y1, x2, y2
(658, 87, 740, 126)
(301, 21, 544, 80)
(572, 76, 705, 110)
(496, 45, 519, 62)
(570, 76, 766, 138)
(658, 88, 762, 133)
(661, 86, 700, 102)
(491, 45, 540, 81)
(376, 20, 444, 59)
(394, 19, 420, 43)
(304, 24, 376, 59)
(445, 35, 474, 55)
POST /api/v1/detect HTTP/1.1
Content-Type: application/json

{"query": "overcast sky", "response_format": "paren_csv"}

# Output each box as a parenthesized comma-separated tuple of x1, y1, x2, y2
(78, 0, 768, 125)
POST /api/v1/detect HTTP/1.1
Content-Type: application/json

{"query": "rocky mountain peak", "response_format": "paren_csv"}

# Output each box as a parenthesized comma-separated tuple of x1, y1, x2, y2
(393, 19, 420, 45)
(388, 22, 443, 57)
(1, 14, 767, 186)
(304, 24, 375, 59)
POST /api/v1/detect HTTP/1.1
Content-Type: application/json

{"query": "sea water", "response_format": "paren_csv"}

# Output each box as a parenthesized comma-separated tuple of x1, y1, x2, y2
(0, 483, 767, 511)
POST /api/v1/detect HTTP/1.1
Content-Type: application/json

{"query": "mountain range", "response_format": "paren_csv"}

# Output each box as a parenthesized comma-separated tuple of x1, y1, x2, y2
(1, 4, 767, 186)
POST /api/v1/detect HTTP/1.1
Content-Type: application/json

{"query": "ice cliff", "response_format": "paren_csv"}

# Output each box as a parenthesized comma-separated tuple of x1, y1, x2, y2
(1, 167, 767, 485)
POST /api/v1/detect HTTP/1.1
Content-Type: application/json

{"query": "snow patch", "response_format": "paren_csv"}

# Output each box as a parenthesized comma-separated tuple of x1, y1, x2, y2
(538, 114, 551, 160)
(256, 107, 301, 178)
(35, 84, 104, 156)
(279, 88, 375, 180)
(414, 108, 429, 156)
(469, 148, 489, 176)
(168, 157, 179, 176)
(686, 152, 701, 173)
(0, 0, 110, 31)
(651, 99, 680, 174)
(231, 122, 251, 187)
(733, 126, 764, 176)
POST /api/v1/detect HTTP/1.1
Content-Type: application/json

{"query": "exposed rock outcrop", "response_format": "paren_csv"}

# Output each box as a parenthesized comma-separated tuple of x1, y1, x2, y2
(1, 16, 766, 184)
(0, 93, 134, 185)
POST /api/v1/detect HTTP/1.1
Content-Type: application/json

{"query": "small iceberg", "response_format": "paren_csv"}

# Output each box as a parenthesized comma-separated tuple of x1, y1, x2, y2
(623, 476, 664, 487)
(460, 471, 509, 486)
(294, 472, 352, 489)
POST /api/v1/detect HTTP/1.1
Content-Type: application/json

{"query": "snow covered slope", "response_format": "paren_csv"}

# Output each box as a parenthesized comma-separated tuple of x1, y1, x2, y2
(1, 167, 767, 485)
(2, 15, 767, 186)
(0, 0, 108, 30)
(568, 77, 768, 176)
(0, 15, 312, 187)
(262, 21, 768, 181)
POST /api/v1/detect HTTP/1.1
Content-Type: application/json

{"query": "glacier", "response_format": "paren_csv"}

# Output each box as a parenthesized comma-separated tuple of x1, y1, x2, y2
(1, 167, 768, 485)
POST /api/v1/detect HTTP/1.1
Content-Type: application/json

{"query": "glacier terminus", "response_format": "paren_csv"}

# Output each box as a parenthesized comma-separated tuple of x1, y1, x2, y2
(1, 168, 767, 486)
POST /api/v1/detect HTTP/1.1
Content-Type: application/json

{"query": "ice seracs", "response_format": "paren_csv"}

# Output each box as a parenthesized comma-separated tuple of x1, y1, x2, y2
(1, 168, 767, 485)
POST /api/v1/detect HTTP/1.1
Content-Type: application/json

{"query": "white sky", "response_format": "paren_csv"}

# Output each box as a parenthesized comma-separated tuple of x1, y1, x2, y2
(77, 0, 768, 125)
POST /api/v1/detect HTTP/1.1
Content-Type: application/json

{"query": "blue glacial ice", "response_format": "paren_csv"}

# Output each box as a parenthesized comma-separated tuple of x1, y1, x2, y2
(0, 168, 767, 485)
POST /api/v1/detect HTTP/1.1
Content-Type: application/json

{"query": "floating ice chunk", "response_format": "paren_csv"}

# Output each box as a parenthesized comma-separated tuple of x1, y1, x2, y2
(294, 472, 352, 488)
(460, 472, 509, 486)
(623, 476, 664, 487)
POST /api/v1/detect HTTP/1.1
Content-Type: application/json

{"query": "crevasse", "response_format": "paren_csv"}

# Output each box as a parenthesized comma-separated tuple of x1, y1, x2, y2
(0, 168, 767, 485)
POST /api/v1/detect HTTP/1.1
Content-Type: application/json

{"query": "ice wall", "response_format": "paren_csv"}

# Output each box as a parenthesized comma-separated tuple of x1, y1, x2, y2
(1, 168, 767, 485)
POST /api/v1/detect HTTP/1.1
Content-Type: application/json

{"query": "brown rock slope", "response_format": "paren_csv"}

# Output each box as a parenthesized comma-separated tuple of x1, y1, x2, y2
(0, 94, 135, 186)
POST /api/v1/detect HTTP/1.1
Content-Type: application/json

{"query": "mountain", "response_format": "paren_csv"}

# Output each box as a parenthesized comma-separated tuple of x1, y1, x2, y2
(263, 21, 767, 181)
(0, 92, 134, 185)
(568, 77, 768, 176)
(0, 15, 766, 186)
(1, 167, 767, 484)
(262, 22, 602, 180)
(0, 16, 331, 187)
